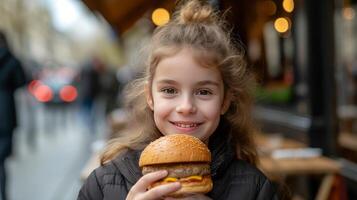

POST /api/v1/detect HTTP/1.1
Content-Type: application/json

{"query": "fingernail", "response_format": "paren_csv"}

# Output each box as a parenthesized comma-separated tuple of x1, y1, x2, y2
(171, 182, 181, 188)
(158, 170, 167, 175)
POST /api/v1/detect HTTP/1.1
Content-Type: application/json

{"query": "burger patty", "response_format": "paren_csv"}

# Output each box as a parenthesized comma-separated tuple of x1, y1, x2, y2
(142, 163, 210, 178)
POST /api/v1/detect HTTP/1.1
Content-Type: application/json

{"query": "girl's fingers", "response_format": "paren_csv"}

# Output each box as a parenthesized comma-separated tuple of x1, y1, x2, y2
(164, 194, 212, 200)
(145, 182, 181, 199)
(130, 170, 168, 193)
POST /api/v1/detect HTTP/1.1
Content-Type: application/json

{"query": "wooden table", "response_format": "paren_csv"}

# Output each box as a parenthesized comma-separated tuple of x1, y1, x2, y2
(339, 132, 357, 152)
(255, 133, 342, 200)
(258, 156, 340, 181)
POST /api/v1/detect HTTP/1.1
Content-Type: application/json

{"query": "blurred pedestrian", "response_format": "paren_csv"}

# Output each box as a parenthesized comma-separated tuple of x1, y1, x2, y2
(0, 31, 26, 200)
(99, 66, 119, 116)
(78, 56, 102, 135)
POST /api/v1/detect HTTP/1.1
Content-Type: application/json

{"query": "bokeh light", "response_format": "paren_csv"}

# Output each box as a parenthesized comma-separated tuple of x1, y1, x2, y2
(274, 17, 290, 33)
(152, 8, 170, 26)
(343, 7, 355, 20)
(34, 84, 53, 102)
(60, 85, 78, 102)
(283, 0, 294, 13)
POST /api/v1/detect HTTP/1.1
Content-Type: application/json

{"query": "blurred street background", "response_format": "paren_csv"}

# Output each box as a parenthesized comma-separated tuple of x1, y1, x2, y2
(0, 0, 356, 199)
(8, 99, 93, 200)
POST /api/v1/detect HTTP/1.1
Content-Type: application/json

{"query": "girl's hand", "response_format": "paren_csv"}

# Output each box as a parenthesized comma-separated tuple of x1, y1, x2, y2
(164, 194, 212, 200)
(126, 170, 181, 200)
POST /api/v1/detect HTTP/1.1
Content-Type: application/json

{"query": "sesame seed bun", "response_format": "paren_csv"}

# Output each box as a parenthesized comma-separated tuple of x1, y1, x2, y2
(139, 134, 211, 167)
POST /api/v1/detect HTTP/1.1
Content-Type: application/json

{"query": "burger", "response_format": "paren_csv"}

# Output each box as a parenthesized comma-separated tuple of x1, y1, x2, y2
(139, 134, 213, 197)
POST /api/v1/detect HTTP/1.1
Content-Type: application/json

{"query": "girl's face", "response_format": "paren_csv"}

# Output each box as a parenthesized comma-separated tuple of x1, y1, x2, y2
(146, 48, 230, 143)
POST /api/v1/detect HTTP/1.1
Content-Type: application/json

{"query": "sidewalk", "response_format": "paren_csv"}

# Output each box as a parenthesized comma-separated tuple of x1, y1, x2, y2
(6, 101, 96, 200)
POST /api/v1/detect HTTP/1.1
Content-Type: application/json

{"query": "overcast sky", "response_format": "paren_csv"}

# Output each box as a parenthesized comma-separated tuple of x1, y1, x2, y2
(44, 0, 103, 40)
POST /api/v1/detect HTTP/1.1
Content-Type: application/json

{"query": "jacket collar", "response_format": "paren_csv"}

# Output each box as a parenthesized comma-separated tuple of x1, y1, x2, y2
(208, 119, 236, 178)
(113, 150, 143, 185)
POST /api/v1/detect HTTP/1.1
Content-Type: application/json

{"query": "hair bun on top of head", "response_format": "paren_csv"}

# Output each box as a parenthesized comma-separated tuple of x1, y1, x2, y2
(175, 0, 216, 24)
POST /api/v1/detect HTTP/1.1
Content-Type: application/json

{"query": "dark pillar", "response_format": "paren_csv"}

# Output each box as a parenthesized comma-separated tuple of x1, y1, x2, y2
(305, 0, 338, 156)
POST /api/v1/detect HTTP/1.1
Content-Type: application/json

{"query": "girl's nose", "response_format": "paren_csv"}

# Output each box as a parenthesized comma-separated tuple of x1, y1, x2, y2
(176, 96, 197, 114)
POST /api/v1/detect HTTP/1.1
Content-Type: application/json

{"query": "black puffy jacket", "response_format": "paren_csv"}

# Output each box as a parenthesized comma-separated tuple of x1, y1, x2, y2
(78, 130, 278, 200)
(77, 153, 277, 200)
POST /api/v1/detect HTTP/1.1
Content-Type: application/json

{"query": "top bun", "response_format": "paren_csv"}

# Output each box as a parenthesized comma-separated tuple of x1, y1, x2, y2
(139, 134, 211, 167)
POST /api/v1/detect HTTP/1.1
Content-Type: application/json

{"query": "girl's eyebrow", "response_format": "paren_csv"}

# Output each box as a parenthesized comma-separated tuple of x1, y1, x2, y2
(196, 80, 220, 87)
(156, 79, 220, 87)
(156, 79, 178, 85)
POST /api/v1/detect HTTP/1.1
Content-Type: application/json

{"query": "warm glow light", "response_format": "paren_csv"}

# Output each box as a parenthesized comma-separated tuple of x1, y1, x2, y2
(60, 85, 78, 102)
(343, 7, 355, 20)
(274, 17, 290, 33)
(152, 8, 170, 26)
(283, 0, 294, 13)
(34, 85, 53, 102)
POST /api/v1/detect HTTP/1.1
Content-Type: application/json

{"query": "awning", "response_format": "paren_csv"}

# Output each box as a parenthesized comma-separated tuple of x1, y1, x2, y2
(81, 0, 175, 34)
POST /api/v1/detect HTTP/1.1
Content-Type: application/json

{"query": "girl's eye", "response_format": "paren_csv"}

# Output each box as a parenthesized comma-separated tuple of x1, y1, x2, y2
(160, 88, 177, 94)
(196, 89, 213, 95)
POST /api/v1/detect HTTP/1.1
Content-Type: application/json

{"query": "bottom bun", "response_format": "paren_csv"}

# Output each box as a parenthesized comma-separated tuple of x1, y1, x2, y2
(169, 177, 213, 197)
(151, 176, 213, 197)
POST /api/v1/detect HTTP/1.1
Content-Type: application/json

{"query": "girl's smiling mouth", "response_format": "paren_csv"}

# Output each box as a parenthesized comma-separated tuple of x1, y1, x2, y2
(170, 121, 203, 131)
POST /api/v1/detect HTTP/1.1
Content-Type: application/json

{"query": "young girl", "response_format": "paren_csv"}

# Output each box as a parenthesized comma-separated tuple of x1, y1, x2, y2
(78, 0, 278, 199)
